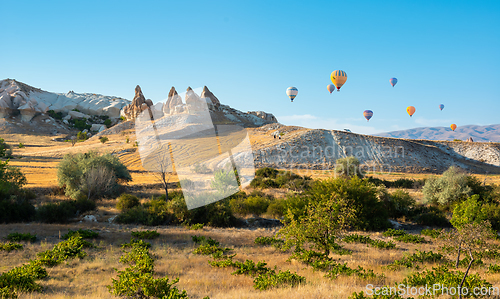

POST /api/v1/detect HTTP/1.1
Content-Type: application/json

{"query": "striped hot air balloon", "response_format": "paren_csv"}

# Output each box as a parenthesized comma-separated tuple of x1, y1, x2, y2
(451, 124, 457, 131)
(327, 84, 335, 94)
(363, 110, 373, 122)
(390, 78, 398, 87)
(286, 87, 298, 102)
(330, 70, 347, 91)
(406, 106, 416, 117)
(439, 104, 444, 111)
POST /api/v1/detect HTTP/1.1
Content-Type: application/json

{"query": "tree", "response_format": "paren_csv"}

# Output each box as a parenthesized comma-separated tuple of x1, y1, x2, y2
(422, 166, 473, 206)
(57, 151, 131, 200)
(278, 185, 354, 256)
(0, 138, 12, 158)
(80, 167, 116, 201)
(440, 221, 495, 299)
(334, 156, 364, 178)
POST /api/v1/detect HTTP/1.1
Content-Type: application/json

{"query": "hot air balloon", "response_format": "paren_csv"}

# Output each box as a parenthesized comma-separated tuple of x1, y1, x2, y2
(286, 87, 298, 102)
(390, 78, 398, 87)
(363, 110, 373, 122)
(327, 84, 335, 94)
(451, 124, 457, 131)
(439, 104, 444, 111)
(406, 106, 416, 117)
(330, 70, 347, 91)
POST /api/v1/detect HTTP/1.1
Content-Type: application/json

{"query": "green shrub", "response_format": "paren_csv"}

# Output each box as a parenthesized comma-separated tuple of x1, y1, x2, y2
(411, 205, 450, 227)
(47, 110, 63, 120)
(343, 234, 396, 250)
(384, 189, 416, 218)
(57, 151, 131, 200)
(0, 138, 12, 158)
(388, 250, 445, 269)
(71, 119, 91, 131)
(0, 160, 27, 200)
(99, 136, 109, 143)
(17, 143, 24, 149)
(255, 167, 278, 178)
(370, 239, 396, 249)
(0, 197, 36, 223)
(37, 236, 92, 267)
(230, 195, 270, 216)
(254, 236, 285, 249)
(0, 242, 23, 252)
(189, 223, 204, 230)
(401, 265, 492, 294)
(335, 156, 364, 178)
(394, 234, 427, 244)
(420, 228, 443, 238)
(62, 229, 99, 240)
(36, 201, 77, 223)
(392, 178, 416, 189)
(253, 270, 305, 290)
(104, 119, 111, 127)
(5, 233, 36, 243)
(488, 264, 500, 273)
(422, 166, 474, 206)
(131, 230, 160, 239)
(116, 193, 140, 211)
(382, 229, 407, 237)
(0, 261, 47, 294)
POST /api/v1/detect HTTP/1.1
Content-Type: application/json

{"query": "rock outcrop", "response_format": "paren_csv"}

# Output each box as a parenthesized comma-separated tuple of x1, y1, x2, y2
(0, 79, 130, 122)
(200, 86, 220, 108)
(163, 87, 183, 115)
(248, 111, 277, 123)
(120, 85, 153, 121)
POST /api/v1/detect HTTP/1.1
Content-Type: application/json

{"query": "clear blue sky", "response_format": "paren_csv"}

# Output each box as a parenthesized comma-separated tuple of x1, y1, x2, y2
(2, 0, 499, 134)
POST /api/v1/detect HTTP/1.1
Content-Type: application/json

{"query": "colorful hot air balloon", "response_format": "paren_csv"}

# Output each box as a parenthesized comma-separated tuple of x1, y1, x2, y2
(330, 70, 347, 91)
(286, 87, 298, 102)
(439, 104, 444, 111)
(451, 124, 457, 131)
(327, 84, 335, 94)
(406, 106, 416, 117)
(363, 110, 373, 122)
(390, 78, 398, 87)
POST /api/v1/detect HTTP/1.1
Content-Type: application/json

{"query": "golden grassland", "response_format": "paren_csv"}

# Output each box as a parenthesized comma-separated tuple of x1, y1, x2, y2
(3, 131, 500, 298)
(3, 222, 500, 299)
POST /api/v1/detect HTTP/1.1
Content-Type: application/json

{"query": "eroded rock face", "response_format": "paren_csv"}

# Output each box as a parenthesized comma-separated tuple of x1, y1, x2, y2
(0, 79, 130, 122)
(120, 85, 153, 120)
(163, 87, 183, 115)
(200, 86, 220, 108)
(248, 111, 278, 123)
(185, 87, 205, 112)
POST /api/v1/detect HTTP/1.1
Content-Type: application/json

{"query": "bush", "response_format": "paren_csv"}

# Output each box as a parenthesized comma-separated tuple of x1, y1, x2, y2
(411, 205, 450, 227)
(18, 143, 24, 149)
(71, 119, 91, 131)
(0, 160, 27, 200)
(384, 189, 416, 218)
(388, 250, 445, 270)
(99, 136, 109, 143)
(47, 110, 63, 120)
(77, 131, 88, 141)
(335, 156, 364, 178)
(57, 151, 131, 200)
(0, 242, 23, 252)
(104, 119, 111, 127)
(5, 233, 36, 243)
(0, 138, 12, 158)
(0, 197, 36, 223)
(189, 223, 204, 230)
(255, 167, 278, 179)
(131, 230, 160, 239)
(422, 166, 474, 206)
(230, 195, 270, 216)
(253, 270, 305, 290)
(420, 228, 443, 238)
(116, 193, 140, 211)
(37, 236, 92, 267)
(62, 229, 99, 240)
(36, 198, 95, 223)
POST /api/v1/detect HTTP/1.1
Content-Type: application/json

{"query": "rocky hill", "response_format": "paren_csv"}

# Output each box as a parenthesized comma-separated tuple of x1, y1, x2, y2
(251, 124, 500, 174)
(0, 79, 277, 129)
(377, 124, 500, 142)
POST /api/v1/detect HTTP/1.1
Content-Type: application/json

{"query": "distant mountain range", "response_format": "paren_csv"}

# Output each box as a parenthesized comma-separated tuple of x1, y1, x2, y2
(376, 124, 500, 142)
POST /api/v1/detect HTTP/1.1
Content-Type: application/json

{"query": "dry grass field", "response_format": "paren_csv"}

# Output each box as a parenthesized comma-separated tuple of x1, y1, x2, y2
(2, 129, 500, 298)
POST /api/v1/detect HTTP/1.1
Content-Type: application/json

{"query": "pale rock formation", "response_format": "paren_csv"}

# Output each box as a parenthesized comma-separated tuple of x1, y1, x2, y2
(163, 87, 183, 115)
(120, 85, 153, 120)
(248, 111, 277, 123)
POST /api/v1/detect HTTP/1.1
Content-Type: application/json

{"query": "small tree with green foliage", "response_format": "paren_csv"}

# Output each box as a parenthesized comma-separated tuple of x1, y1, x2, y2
(57, 151, 131, 200)
(422, 166, 473, 206)
(334, 156, 364, 178)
